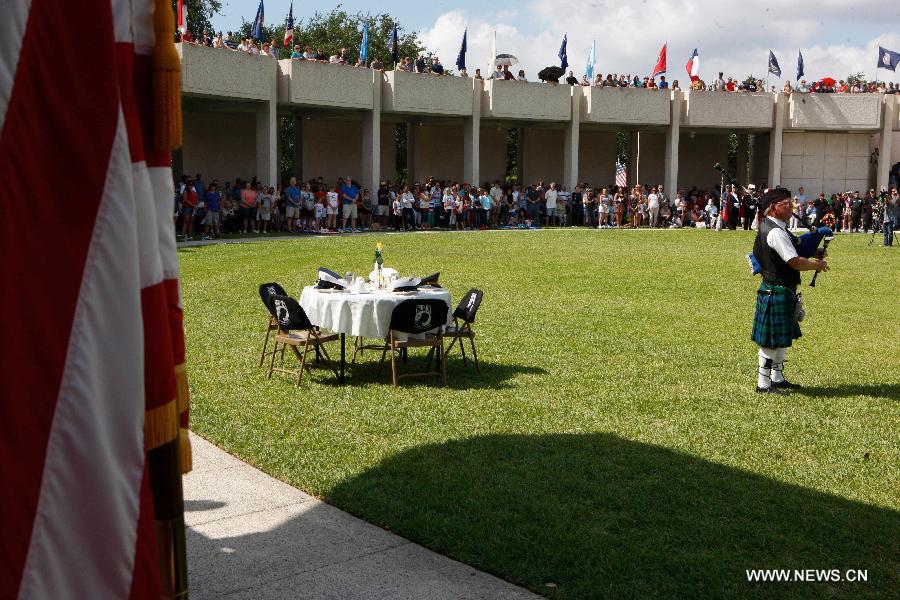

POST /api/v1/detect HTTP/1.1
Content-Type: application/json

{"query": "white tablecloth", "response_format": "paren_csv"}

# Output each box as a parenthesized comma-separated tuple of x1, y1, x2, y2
(299, 286, 453, 339)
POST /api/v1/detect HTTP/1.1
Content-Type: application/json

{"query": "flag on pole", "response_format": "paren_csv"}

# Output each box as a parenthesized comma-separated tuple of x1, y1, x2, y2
(1, 1, 190, 598)
(685, 48, 700, 81)
(177, 0, 187, 34)
(488, 30, 497, 75)
(586, 40, 596, 80)
(616, 161, 628, 188)
(768, 50, 782, 77)
(360, 22, 369, 64)
(877, 45, 900, 71)
(651, 43, 667, 78)
(456, 29, 467, 71)
(251, 0, 266, 42)
(559, 33, 568, 70)
(283, 2, 294, 47)
(388, 23, 399, 66)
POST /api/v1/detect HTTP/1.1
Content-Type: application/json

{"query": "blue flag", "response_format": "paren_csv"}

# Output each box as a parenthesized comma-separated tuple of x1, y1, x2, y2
(251, 0, 265, 42)
(797, 50, 804, 80)
(360, 23, 369, 64)
(586, 40, 596, 81)
(768, 50, 781, 77)
(559, 33, 568, 70)
(388, 23, 398, 65)
(877, 45, 900, 71)
(456, 29, 467, 71)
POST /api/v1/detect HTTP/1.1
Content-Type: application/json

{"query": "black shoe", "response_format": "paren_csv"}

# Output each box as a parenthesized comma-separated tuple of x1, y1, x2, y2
(771, 379, 801, 389)
(757, 386, 790, 396)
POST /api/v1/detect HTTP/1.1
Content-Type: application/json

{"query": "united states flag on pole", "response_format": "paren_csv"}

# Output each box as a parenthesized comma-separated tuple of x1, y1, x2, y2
(1, 1, 190, 598)
(284, 2, 294, 47)
(616, 161, 628, 187)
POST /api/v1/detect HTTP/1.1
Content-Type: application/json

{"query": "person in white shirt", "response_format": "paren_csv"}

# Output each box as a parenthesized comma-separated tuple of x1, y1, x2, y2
(705, 198, 718, 228)
(597, 187, 610, 228)
(647, 187, 660, 227)
(443, 188, 455, 228)
(326, 187, 339, 230)
(400, 186, 415, 230)
(544, 183, 558, 226)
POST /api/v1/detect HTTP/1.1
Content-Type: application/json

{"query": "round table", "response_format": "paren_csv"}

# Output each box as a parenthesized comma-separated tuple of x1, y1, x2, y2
(299, 285, 453, 382)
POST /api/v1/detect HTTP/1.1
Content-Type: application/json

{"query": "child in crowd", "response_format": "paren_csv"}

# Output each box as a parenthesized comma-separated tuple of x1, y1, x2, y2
(326, 186, 339, 230)
(314, 197, 326, 231)
(257, 186, 273, 233)
(391, 194, 403, 231)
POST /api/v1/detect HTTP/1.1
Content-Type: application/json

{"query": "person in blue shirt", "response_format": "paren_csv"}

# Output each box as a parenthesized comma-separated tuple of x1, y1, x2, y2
(478, 188, 492, 229)
(340, 175, 360, 231)
(284, 176, 302, 231)
(290, 44, 303, 59)
(202, 183, 222, 238)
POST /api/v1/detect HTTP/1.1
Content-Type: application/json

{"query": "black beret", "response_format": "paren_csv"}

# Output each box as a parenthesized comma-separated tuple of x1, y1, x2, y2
(759, 187, 791, 212)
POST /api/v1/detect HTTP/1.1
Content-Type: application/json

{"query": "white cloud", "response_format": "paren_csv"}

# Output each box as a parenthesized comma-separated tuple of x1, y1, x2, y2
(418, 2, 900, 84)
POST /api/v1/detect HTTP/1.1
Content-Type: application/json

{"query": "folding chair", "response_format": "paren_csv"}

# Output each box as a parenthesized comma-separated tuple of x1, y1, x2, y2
(258, 282, 287, 367)
(378, 299, 449, 386)
(266, 295, 339, 386)
(443, 288, 483, 371)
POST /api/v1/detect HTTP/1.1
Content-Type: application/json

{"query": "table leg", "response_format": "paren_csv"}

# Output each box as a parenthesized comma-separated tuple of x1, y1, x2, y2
(339, 334, 346, 383)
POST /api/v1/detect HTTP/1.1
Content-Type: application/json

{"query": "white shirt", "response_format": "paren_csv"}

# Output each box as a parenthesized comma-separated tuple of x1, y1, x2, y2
(766, 217, 799, 263)
(648, 193, 659, 209)
(400, 192, 414, 209)
(544, 189, 558, 209)
(327, 191, 339, 208)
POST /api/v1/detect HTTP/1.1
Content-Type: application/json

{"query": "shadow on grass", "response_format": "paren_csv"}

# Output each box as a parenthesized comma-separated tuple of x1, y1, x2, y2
(325, 433, 898, 598)
(799, 383, 900, 400)
(314, 358, 547, 390)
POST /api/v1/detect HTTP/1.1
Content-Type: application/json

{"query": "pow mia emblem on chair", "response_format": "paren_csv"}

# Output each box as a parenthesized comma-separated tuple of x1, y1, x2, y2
(414, 303, 432, 330)
(274, 298, 290, 326)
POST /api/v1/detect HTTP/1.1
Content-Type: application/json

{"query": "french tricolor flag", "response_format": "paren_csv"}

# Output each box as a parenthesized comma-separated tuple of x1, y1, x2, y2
(685, 48, 700, 82)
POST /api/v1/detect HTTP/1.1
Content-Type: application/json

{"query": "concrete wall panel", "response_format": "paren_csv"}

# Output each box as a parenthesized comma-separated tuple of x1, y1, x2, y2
(180, 44, 276, 101)
(824, 156, 847, 179)
(635, 132, 666, 187)
(824, 133, 848, 156)
(412, 124, 464, 183)
(803, 132, 826, 156)
(383, 71, 473, 116)
(380, 123, 397, 183)
(779, 131, 874, 196)
(582, 87, 670, 125)
(479, 127, 507, 186)
(790, 94, 883, 130)
(683, 91, 773, 129)
(781, 155, 803, 179)
(522, 128, 564, 184)
(181, 108, 256, 183)
(782, 132, 804, 156)
(678, 134, 730, 190)
(578, 131, 617, 187)
(302, 119, 363, 185)
(278, 60, 373, 109)
(847, 133, 870, 156)
(483, 80, 571, 121)
(802, 155, 825, 179)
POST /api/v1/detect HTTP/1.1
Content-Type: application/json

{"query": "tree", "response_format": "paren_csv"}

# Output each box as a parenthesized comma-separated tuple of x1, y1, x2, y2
(237, 5, 422, 65)
(846, 71, 866, 86)
(171, 0, 222, 38)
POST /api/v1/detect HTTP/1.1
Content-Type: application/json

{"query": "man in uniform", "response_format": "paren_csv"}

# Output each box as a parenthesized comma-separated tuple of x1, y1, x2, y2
(751, 187, 829, 394)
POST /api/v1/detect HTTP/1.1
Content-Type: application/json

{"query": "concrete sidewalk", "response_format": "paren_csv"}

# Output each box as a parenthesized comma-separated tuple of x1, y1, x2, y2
(184, 433, 540, 599)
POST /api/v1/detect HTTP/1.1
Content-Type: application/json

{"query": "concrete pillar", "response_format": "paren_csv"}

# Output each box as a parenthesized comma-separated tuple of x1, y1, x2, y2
(628, 131, 639, 186)
(516, 127, 525, 184)
(664, 91, 682, 194)
(736, 133, 749, 185)
(767, 92, 786, 188)
(362, 71, 382, 196)
(463, 78, 481, 186)
(406, 119, 417, 185)
(876, 95, 895, 191)
(292, 116, 303, 180)
(563, 87, 580, 190)
(255, 97, 277, 186)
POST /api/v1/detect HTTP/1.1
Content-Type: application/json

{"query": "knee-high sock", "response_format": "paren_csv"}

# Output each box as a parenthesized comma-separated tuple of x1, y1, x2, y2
(771, 347, 787, 383)
(758, 346, 777, 388)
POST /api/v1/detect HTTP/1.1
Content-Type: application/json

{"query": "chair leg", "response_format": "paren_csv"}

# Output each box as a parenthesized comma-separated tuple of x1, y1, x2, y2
(297, 338, 311, 386)
(469, 336, 480, 372)
(378, 341, 389, 375)
(267, 339, 279, 379)
(440, 338, 447, 385)
(458, 334, 468, 366)
(259, 322, 272, 367)
(390, 336, 399, 386)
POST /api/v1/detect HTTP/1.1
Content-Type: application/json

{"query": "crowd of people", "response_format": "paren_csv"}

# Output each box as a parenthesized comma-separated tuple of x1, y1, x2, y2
(176, 29, 900, 94)
(174, 173, 900, 246)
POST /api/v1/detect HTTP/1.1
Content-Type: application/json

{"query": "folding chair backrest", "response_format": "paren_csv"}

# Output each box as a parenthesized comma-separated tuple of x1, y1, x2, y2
(269, 295, 314, 332)
(259, 282, 287, 316)
(389, 299, 449, 335)
(453, 288, 483, 324)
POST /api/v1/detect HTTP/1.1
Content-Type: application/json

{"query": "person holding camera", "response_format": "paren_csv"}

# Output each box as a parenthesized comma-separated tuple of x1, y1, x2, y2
(751, 187, 829, 395)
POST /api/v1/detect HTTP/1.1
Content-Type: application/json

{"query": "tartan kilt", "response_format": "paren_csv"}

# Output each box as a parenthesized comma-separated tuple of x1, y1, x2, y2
(751, 282, 802, 348)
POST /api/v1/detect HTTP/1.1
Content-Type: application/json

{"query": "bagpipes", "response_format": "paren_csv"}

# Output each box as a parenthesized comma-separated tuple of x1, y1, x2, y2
(713, 164, 833, 287)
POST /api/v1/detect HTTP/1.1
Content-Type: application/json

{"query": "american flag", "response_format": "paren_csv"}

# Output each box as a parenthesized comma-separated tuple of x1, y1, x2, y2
(284, 2, 294, 48)
(1, 1, 190, 598)
(616, 161, 628, 188)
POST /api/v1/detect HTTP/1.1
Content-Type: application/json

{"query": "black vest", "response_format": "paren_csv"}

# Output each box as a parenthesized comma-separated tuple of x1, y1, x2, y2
(754, 218, 800, 288)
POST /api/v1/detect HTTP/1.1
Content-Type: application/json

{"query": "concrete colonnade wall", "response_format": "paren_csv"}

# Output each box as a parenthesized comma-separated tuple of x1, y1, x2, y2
(780, 132, 871, 197)
(412, 124, 464, 184)
(677, 134, 730, 191)
(578, 131, 617, 188)
(182, 108, 256, 184)
(522, 129, 564, 186)
(634, 133, 666, 188)
(301, 120, 363, 186)
(478, 127, 507, 186)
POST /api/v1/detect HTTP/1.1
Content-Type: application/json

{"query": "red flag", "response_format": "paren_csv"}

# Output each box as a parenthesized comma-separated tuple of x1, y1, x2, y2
(651, 42, 667, 78)
(177, 0, 187, 33)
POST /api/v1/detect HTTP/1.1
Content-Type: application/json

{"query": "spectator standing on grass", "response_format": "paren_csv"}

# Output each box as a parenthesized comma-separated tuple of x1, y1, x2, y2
(340, 175, 359, 231)
(376, 182, 390, 226)
(490, 181, 503, 225)
(884, 189, 899, 246)
(325, 185, 339, 231)
(478, 188, 492, 229)
(400, 185, 415, 230)
(180, 179, 198, 239)
(284, 176, 301, 231)
(544, 183, 558, 226)
(301, 182, 316, 231)
(647, 186, 660, 227)
(239, 180, 257, 233)
(257, 186, 273, 234)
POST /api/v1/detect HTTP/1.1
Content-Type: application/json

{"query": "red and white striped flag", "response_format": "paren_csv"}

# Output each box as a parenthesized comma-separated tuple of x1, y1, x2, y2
(1, 1, 190, 598)
(284, 2, 294, 47)
(616, 161, 628, 188)
(178, 0, 187, 34)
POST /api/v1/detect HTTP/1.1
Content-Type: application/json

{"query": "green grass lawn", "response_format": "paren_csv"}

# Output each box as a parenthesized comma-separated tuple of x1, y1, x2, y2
(180, 229, 899, 598)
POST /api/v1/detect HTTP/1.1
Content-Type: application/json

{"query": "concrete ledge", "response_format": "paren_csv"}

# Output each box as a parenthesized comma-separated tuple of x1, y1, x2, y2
(382, 71, 474, 116)
(683, 91, 773, 129)
(483, 80, 571, 121)
(179, 43, 276, 101)
(581, 87, 670, 125)
(789, 94, 883, 130)
(277, 59, 374, 109)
